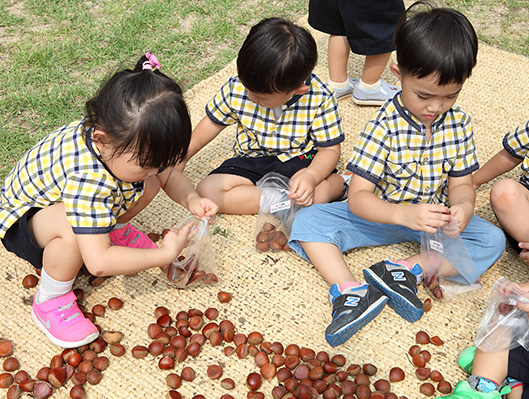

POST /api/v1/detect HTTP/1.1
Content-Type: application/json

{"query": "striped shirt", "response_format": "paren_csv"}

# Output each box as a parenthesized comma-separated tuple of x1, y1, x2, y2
(0, 120, 143, 237)
(205, 74, 344, 162)
(347, 94, 479, 205)
(503, 120, 529, 189)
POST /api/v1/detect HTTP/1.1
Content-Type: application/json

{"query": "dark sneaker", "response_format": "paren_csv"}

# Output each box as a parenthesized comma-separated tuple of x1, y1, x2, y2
(325, 283, 388, 347)
(363, 260, 424, 322)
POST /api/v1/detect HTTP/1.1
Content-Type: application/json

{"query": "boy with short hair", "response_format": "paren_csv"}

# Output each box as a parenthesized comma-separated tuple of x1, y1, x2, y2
(289, 1, 506, 347)
(185, 18, 346, 214)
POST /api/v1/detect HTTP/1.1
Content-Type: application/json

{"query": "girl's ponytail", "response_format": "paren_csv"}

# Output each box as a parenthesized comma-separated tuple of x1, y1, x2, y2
(85, 52, 191, 170)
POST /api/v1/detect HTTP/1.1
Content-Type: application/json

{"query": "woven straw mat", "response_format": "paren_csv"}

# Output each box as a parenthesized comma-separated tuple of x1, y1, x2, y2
(1, 16, 529, 399)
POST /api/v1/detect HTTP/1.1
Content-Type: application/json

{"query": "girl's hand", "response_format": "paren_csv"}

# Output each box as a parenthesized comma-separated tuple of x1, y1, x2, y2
(161, 222, 196, 261)
(188, 196, 219, 221)
(401, 203, 451, 233)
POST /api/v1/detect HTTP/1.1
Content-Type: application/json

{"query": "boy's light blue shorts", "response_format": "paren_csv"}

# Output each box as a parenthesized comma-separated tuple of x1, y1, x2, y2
(288, 201, 506, 277)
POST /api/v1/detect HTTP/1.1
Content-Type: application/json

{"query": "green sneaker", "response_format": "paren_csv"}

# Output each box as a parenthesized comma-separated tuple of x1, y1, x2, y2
(442, 381, 510, 398)
(457, 346, 476, 374)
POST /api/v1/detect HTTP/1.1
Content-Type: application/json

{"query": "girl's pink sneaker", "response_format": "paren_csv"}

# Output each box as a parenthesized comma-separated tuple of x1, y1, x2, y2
(31, 291, 99, 348)
(109, 223, 157, 249)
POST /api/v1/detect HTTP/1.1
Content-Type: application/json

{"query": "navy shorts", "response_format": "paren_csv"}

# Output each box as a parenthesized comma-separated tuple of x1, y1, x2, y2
(1, 208, 44, 269)
(505, 230, 522, 254)
(508, 346, 529, 398)
(209, 149, 323, 185)
(308, 0, 404, 55)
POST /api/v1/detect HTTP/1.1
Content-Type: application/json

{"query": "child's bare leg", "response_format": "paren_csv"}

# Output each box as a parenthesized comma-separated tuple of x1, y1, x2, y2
(472, 348, 509, 385)
(301, 241, 358, 286)
(29, 203, 83, 281)
(362, 53, 392, 84)
(507, 385, 523, 399)
(313, 173, 347, 204)
(328, 35, 350, 83)
(28, 203, 99, 347)
(197, 174, 260, 214)
(116, 176, 161, 224)
(491, 178, 529, 242)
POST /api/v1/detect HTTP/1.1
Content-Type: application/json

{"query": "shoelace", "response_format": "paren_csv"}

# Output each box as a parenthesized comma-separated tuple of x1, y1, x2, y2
(57, 301, 81, 323)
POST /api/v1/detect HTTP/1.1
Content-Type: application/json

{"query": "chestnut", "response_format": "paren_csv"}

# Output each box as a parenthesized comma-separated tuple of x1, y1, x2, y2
(246, 372, 262, 390)
(108, 297, 123, 310)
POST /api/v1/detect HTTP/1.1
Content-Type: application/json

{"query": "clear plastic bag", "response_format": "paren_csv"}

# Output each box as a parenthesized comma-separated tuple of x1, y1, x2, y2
(165, 215, 218, 288)
(254, 172, 301, 252)
(475, 278, 529, 352)
(420, 219, 481, 300)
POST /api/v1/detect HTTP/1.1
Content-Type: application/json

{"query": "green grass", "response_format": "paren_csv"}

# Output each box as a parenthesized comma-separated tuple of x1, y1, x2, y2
(0, 0, 307, 178)
(0, 0, 527, 179)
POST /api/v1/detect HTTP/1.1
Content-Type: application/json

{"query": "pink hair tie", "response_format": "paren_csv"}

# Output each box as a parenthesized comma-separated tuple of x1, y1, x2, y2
(142, 52, 161, 70)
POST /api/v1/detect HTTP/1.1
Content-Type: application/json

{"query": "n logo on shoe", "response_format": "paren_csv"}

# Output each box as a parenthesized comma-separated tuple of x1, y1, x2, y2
(345, 297, 360, 307)
(391, 271, 406, 281)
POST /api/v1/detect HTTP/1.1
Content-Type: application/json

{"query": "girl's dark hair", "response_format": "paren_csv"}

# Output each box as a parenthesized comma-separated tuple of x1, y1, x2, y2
(237, 18, 317, 94)
(84, 54, 192, 170)
(394, 1, 478, 85)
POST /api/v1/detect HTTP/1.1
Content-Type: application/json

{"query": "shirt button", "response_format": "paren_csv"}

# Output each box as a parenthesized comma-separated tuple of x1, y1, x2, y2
(423, 157, 429, 162)
(426, 186, 431, 192)
(272, 131, 277, 136)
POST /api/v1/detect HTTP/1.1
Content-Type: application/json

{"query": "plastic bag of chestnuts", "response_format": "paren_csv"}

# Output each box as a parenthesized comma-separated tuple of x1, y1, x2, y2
(254, 172, 301, 252)
(165, 215, 219, 288)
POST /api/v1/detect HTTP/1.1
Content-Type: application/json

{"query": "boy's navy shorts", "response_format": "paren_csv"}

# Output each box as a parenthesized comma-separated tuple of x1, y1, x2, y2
(308, 0, 404, 55)
(209, 149, 333, 185)
(505, 230, 522, 254)
(1, 207, 44, 269)
(508, 346, 529, 398)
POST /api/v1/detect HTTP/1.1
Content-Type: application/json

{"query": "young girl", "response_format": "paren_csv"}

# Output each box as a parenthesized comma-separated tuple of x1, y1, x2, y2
(0, 53, 218, 348)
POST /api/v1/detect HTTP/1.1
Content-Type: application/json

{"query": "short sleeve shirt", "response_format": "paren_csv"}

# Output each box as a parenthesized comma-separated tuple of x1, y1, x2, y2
(0, 120, 144, 237)
(347, 94, 479, 205)
(502, 120, 529, 189)
(205, 74, 345, 162)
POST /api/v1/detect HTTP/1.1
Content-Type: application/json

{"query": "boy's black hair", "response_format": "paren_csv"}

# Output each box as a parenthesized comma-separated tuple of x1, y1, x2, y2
(84, 54, 192, 170)
(237, 18, 318, 94)
(394, 1, 478, 85)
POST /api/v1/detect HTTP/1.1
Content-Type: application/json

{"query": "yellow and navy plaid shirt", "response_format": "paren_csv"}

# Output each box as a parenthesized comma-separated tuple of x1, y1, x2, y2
(205, 74, 344, 162)
(347, 94, 479, 205)
(503, 120, 529, 189)
(0, 120, 143, 237)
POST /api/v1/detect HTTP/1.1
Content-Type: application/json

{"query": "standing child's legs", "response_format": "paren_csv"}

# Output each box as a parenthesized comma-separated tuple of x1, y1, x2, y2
(328, 35, 350, 84)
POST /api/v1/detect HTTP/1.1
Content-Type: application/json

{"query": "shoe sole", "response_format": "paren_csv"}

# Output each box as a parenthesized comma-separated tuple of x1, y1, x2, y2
(363, 269, 424, 322)
(31, 308, 99, 348)
(325, 296, 388, 347)
(352, 97, 386, 106)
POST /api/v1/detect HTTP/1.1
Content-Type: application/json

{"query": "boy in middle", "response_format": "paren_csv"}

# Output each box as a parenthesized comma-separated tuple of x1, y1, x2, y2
(185, 18, 347, 214)
(288, 1, 506, 347)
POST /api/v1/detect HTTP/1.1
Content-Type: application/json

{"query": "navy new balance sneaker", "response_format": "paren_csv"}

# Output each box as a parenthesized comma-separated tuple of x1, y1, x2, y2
(363, 260, 424, 322)
(325, 283, 388, 347)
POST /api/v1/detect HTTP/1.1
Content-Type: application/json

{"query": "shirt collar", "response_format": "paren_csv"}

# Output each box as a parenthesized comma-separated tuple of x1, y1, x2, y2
(393, 93, 447, 133)
(284, 74, 313, 108)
